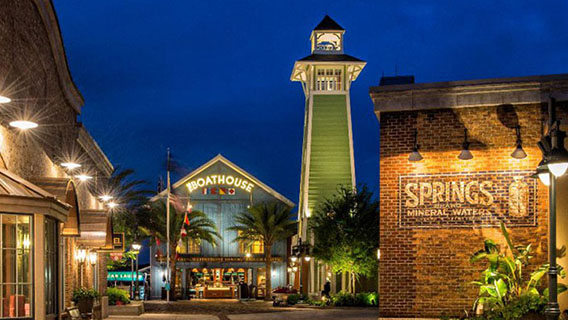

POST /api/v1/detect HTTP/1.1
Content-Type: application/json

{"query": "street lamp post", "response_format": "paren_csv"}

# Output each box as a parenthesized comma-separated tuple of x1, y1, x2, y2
(130, 255, 135, 299)
(535, 97, 568, 320)
(132, 243, 142, 300)
(289, 237, 311, 294)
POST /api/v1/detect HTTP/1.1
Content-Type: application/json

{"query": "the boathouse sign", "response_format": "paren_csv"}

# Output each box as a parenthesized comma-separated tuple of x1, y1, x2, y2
(398, 171, 536, 228)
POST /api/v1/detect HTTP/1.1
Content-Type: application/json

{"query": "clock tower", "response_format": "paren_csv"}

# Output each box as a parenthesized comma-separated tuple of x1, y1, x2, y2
(291, 15, 365, 294)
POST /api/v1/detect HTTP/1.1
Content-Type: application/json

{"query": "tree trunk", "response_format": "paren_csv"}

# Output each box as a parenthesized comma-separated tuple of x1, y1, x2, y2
(264, 244, 272, 301)
(351, 272, 356, 294)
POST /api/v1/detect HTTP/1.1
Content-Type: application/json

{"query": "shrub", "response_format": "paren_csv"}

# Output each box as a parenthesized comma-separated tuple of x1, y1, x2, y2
(355, 292, 378, 306)
(331, 291, 356, 306)
(286, 293, 301, 305)
(479, 293, 546, 320)
(107, 287, 130, 306)
(72, 288, 100, 303)
(286, 293, 309, 305)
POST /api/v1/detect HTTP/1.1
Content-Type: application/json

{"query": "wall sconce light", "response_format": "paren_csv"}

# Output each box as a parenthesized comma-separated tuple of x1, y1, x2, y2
(75, 174, 92, 182)
(458, 128, 473, 160)
(304, 255, 311, 262)
(290, 256, 298, 262)
(61, 162, 81, 170)
(377, 248, 381, 260)
(99, 195, 113, 202)
(408, 129, 423, 162)
(0, 95, 11, 104)
(75, 248, 87, 264)
(292, 266, 298, 272)
(511, 126, 527, 159)
(9, 120, 38, 130)
(89, 251, 97, 266)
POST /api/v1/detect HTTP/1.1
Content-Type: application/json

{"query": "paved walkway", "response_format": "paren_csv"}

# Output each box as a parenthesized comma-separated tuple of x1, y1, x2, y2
(110, 314, 218, 320)
(229, 308, 379, 320)
(111, 300, 380, 320)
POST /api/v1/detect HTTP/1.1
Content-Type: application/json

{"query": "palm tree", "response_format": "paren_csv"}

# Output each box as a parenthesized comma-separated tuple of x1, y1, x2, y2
(138, 197, 220, 296)
(229, 202, 296, 300)
(96, 167, 153, 245)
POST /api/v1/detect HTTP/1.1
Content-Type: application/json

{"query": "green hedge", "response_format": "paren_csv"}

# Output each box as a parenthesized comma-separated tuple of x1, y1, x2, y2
(107, 287, 130, 305)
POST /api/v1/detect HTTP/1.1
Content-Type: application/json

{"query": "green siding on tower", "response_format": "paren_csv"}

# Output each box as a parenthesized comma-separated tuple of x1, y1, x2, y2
(307, 94, 352, 211)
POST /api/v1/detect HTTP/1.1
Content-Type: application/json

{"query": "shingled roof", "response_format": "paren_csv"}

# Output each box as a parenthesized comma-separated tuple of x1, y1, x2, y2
(314, 15, 344, 31)
(298, 53, 364, 62)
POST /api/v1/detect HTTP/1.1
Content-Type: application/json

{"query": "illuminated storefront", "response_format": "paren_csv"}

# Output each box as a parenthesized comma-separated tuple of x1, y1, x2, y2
(150, 155, 294, 299)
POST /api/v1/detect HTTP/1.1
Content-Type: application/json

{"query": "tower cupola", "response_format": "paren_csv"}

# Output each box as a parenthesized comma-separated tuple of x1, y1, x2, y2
(311, 15, 345, 54)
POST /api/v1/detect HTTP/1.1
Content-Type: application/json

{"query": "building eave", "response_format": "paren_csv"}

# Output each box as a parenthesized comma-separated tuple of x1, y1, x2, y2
(76, 125, 114, 177)
(158, 154, 295, 208)
(370, 73, 568, 115)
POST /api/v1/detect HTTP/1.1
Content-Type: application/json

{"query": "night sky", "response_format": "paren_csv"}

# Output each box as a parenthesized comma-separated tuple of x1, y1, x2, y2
(54, 1, 568, 204)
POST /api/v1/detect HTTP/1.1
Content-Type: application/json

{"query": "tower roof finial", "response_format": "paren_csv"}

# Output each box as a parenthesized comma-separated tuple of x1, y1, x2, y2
(314, 15, 344, 31)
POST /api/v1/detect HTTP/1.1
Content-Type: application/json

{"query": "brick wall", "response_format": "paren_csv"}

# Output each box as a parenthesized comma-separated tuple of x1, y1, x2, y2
(379, 103, 555, 317)
(0, 0, 111, 312)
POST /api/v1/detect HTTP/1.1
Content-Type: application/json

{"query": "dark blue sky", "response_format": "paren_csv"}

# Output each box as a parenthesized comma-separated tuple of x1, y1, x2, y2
(54, 1, 568, 203)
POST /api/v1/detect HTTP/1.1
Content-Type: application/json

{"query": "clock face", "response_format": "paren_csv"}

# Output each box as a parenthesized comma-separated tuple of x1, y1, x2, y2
(316, 33, 341, 51)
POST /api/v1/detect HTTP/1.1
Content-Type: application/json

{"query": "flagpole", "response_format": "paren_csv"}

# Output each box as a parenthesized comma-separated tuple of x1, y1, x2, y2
(166, 148, 171, 302)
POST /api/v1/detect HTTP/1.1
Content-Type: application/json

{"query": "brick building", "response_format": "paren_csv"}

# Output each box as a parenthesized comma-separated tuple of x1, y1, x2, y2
(370, 74, 568, 317)
(0, 0, 114, 319)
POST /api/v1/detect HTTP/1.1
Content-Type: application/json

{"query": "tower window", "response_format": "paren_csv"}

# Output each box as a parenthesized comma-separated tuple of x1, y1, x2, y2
(316, 68, 342, 91)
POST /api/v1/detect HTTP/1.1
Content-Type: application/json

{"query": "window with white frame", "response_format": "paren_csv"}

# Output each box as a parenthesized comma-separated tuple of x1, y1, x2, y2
(315, 68, 342, 91)
(0, 214, 32, 319)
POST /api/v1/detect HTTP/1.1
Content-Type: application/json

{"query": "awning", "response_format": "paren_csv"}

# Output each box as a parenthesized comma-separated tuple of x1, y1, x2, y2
(78, 209, 113, 250)
(0, 168, 69, 220)
(30, 178, 80, 236)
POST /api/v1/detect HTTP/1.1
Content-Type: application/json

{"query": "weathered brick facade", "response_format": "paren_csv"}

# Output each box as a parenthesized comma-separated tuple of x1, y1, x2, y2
(371, 75, 568, 318)
(0, 0, 114, 317)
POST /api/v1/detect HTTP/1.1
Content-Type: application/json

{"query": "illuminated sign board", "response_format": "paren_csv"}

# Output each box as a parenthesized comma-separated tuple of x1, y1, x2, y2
(186, 175, 255, 193)
(398, 171, 536, 228)
(160, 256, 282, 263)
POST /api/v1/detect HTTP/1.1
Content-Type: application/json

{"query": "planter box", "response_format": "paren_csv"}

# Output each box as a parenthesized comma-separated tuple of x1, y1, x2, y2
(521, 312, 545, 320)
(108, 302, 144, 316)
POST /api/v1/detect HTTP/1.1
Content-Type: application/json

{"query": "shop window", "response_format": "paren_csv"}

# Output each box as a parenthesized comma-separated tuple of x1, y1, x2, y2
(44, 218, 58, 317)
(0, 214, 32, 319)
(238, 232, 264, 254)
(315, 68, 342, 91)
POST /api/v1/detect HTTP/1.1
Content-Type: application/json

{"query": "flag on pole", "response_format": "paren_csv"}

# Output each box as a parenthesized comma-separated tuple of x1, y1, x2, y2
(183, 212, 190, 226)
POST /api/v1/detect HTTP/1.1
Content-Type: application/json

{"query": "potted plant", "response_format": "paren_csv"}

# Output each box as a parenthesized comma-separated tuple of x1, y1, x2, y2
(72, 288, 100, 314)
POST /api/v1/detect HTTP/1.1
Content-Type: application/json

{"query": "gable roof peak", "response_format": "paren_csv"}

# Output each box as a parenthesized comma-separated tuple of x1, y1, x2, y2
(314, 15, 344, 31)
